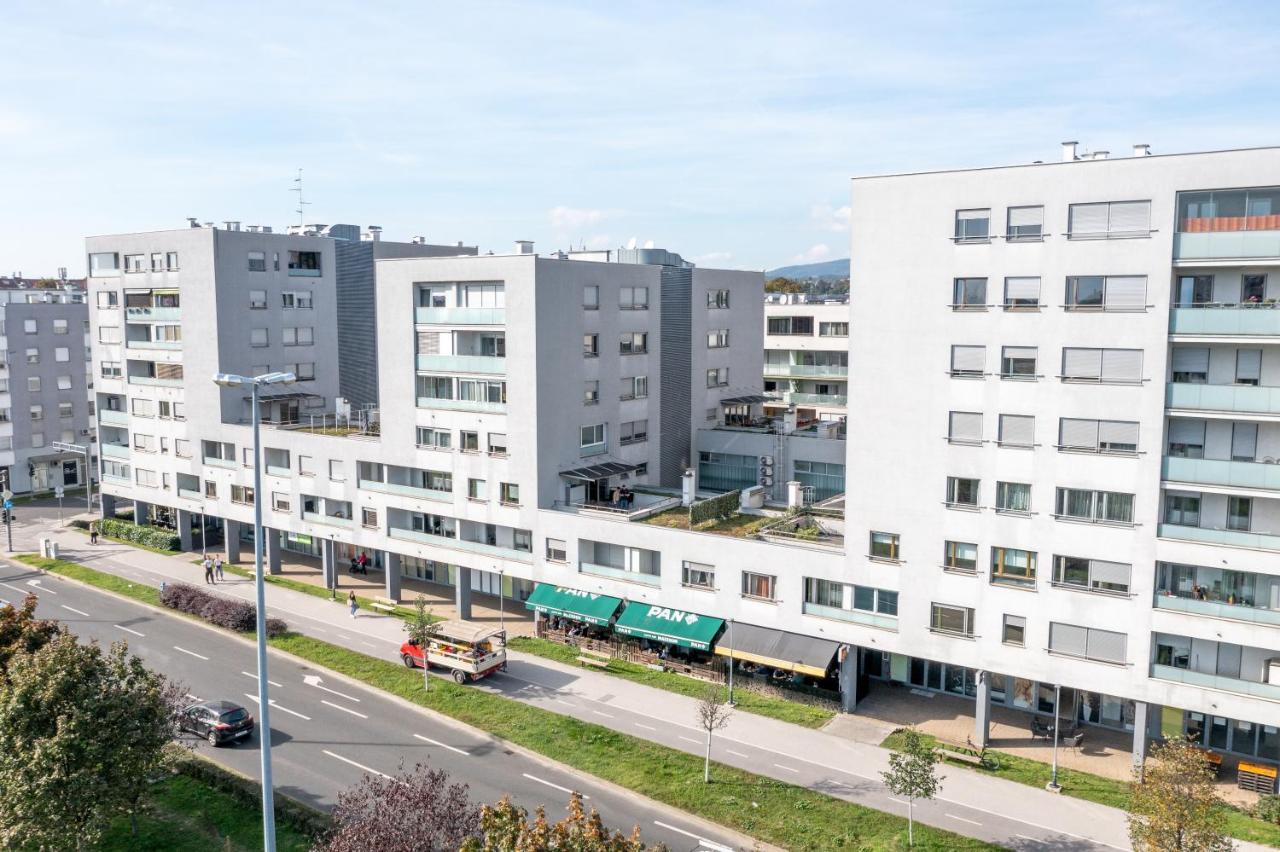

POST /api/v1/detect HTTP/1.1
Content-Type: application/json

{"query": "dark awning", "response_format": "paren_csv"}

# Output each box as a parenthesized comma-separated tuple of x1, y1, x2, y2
(720, 394, 773, 405)
(713, 622, 839, 678)
(524, 583, 623, 626)
(558, 461, 642, 482)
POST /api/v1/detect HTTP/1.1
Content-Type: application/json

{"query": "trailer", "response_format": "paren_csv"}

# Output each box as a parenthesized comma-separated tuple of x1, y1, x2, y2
(399, 620, 507, 684)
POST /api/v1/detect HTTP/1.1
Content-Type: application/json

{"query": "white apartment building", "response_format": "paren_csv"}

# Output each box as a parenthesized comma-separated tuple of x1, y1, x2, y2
(763, 293, 849, 422)
(846, 143, 1280, 766)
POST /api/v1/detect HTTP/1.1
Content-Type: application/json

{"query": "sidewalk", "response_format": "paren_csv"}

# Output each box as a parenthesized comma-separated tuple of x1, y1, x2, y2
(37, 517, 1273, 852)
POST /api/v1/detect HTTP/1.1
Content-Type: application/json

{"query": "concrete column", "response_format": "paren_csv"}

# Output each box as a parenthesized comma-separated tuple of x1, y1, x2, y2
(132, 500, 150, 525)
(383, 551, 401, 601)
(266, 528, 282, 575)
(455, 564, 472, 620)
(223, 519, 241, 564)
(321, 538, 336, 592)
(974, 670, 992, 747)
(176, 509, 193, 552)
(99, 494, 117, 519)
(838, 645, 857, 713)
(1133, 702, 1153, 774)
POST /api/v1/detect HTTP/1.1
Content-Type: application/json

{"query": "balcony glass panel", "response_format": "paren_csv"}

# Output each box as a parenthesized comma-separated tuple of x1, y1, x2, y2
(1158, 522, 1280, 551)
(415, 306, 505, 325)
(1170, 307, 1280, 336)
(387, 526, 533, 563)
(124, 306, 181, 322)
(578, 562, 661, 586)
(1162, 456, 1280, 490)
(801, 601, 898, 630)
(302, 511, 351, 527)
(1151, 663, 1280, 700)
(1166, 383, 1280, 416)
(125, 339, 183, 350)
(1153, 593, 1280, 628)
(415, 397, 506, 414)
(177, 487, 201, 500)
(775, 392, 848, 406)
(358, 478, 452, 502)
(762, 364, 849, 378)
(99, 409, 129, 426)
(415, 354, 506, 375)
(101, 443, 129, 459)
(128, 375, 183, 388)
(1174, 232, 1280, 261)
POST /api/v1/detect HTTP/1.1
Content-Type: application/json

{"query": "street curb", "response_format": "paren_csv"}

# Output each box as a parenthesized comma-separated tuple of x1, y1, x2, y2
(6, 555, 774, 852)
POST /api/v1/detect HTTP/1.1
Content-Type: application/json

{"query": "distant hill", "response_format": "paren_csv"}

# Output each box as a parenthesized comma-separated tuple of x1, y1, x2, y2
(766, 258, 849, 280)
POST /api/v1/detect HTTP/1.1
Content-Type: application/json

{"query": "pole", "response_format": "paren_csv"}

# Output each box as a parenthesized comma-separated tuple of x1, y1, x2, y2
(84, 450, 92, 515)
(498, 568, 505, 631)
(199, 507, 206, 557)
(1048, 683, 1062, 791)
(727, 618, 735, 706)
(250, 382, 277, 852)
(57, 494, 63, 527)
(4, 510, 10, 553)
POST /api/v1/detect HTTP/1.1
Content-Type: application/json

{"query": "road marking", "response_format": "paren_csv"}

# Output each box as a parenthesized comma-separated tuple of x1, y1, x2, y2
(321, 699, 368, 719)
(591, 709, 614, 719)
(1, 582, 29, 595)
(888, 797, 908, 806)
(521, 773, 588, 799)
(946, 814, 982, 827)
(1014, 836, 1043, 845)
(358, 640, 377, 649)
(725, 749, 750, 758)
(323, 749, 392, 780)
(241, 671, 283, 688)
(678, 735, 702, 745)
(652, 821, 732, 852)
(336, 633, 353, 642)
(553, 698, 576, 708)
(413, 733, 470, 756)
(773, 763, 800, 773)
(174, 646, 209, 660)
(115, 624, 145, 637)
(243, 693, 312, 721)
(303, 674, 361, 702)
(634, 722, 657, 732)
(185, 693, 200, 701)
(60, 605, 89, 617)
(26, 580, 55, 594)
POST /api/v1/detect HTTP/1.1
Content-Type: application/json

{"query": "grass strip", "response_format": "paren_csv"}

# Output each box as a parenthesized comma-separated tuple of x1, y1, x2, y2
(509, 636, 834, 729)
(17, 553, 161, 606)
(27, 552, 993, 850)
(220, 562, 426, 621)
(882, 729, 1280, 847)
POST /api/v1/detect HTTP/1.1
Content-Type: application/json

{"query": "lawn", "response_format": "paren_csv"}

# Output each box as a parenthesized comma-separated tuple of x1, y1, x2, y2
(639, 507, 773, 537)
(509, 636, 835, 729)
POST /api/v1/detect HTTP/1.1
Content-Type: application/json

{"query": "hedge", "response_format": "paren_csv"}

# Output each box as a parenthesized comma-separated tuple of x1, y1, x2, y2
(160, 582, 288, 637)
(689, 489, 740, 525)
(97, 517, 182, 552)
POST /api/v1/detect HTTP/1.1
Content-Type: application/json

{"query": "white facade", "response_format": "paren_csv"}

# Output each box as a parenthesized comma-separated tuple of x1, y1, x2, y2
(763, 294, 849, 422)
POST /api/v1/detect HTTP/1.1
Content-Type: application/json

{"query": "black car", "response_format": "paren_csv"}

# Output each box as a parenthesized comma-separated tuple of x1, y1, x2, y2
(180, 700, 255, 746)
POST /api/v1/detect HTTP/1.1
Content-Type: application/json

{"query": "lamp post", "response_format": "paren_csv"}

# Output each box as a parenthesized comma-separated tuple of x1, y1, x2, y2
(497, 566, 505, 631)
(726, 617, 736, 706)
(213, 370, 294, 852)
(1047, 682, 1062, 792)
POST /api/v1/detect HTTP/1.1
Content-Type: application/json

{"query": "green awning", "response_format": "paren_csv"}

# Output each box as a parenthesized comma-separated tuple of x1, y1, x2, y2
(524, 583, 623, 627)
(614, 603, 724, 651)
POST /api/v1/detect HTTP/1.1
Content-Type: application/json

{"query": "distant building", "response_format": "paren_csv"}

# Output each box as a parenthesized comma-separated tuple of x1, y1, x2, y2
(763, 292, 849, 422)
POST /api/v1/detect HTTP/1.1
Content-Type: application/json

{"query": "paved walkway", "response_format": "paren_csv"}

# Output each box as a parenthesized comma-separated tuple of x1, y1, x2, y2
(32, 515, 1275, 851)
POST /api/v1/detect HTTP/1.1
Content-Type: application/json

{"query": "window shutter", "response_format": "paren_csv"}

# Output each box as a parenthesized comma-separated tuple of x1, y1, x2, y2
(1168, 419, 1205, 445)
(1069, 203, 1108, 235)
(1007, 206, 1042, 227)
(1059, 418, 1099, 449)
(1104, 276, 1147, 310)
(1100, 349, 1143, 382)
(949, 411, 983, 443)
(1237, 349, 1263, 381)
(1062, 348, 1101, 379)
(1086, 628, 1127, 664)
(1003, 346, 1038, 362)
(1098, 420, 1140, 448)
(951, 345, 985, 373)
(1171, 347, 1210, 373)
(1090, 560, 1131, 587)
(1000, 414, 1035, 446)
(1004, 277, 1040, 302)
(1233, 423, 1258, 459)
(1108, 201, 1151, 234)
(1049, 622, 1089, 657)
(956, 209, 987, 221)
(416, 331, 441, 355)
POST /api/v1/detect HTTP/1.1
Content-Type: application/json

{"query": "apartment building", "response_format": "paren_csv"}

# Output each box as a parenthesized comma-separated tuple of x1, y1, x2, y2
(763, 293, 849, 423)
(845, 143, 1280, 765)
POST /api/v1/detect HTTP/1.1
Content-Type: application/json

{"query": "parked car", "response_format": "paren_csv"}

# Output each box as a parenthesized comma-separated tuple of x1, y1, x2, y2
(180, 700, 255, 746)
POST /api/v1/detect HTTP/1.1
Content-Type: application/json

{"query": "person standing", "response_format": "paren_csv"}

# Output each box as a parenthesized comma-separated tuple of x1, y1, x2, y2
(347, 590, 358, 619)
(88, 521, 99, 545)
(203, 556, 214, 585)
(214, 555, 224, 582)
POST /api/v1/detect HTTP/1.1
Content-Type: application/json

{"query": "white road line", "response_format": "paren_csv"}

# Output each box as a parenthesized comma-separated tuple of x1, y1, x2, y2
(634, 722, 657, 732)
(243, 693, 312, 721)
(185, 693, 200, 701)
(173, 646, 209, 660)
(115, 624, 145, 637)
(323, 749, 392, 780)
(652, 821, 732, 852)
(335, 633, 353, 642)
(1, 582, 29, 595)
(413, 733, 471, 756)
(773, 763, 800, 773)
(830, 765, 878, 781)
(321, 699, 368, 719)
(240, 671, 283, 688)
(521, 773, 588, 799)
(60, 605, 89, 617)
(678, 735, 702, 745)
(946, 813, 982, 827)
(358, 641, 377, 649)
(1014, 836, 1043, 845)
(553, 698, 576, 708)
(591, 709, 614, 719)
(888, 797, 908, 806)
(302, 675, 361, 702)
(725, 749, 750, 758)
(26, 580, 55, 595)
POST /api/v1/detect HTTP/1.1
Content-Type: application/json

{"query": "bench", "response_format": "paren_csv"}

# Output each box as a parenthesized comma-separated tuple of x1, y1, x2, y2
(370, 596, 398, 614)
(1239, 761, 1278, 794)
(934, 736, 997, 769)
(576, 649, 612, 669)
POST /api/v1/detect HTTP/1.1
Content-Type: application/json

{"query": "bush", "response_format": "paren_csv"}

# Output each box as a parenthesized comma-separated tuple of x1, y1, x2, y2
(97, 517, 181, 552)
(159, 582, 287, 636)
(165, 746, 328, 838)
(1255, 794, 1280, 825)
(690, 490, 740, 525)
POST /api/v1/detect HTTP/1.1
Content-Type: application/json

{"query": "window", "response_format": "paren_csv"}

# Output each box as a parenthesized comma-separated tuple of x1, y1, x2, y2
(26, 377, 40, 393)
(869, 532, 899, 561)
(1049, 623, 1127, 665)
(134, 468, 158, 487)
(131, 398, 154, 417)
(124, 254, 145, 273)
(944, 541, 977, 574)
(132, 433, 155, 452)
(1170, 346, 1209, 383)
(1164, 492, 1201, 526)
(621, 376, 648, 400)
(467, 478, 486, 500)
(249, 289, 267, 309)
(580, 424, 606, 450)
(996, 481, 1032, 515)
(1052, 556, 1131, 595)
(1065, 275, 1147, 311)
(819, 321, 848, 337)
(150, 252, 163, 272)
(583, 380, 599, 405)
(706, 367, 729, 387)
(1228, 496, 1252, 531)
(281, 291, 313, 309)
(766, 316, 814, 335)
(741, 572, 776, 601)
(100, 361, 121, 379)
(500, 482, 520, 505)
(166, 252, 179, 270)
(1055, 488, 1135, 525)
(416, 375, 453, 402)
(1068, 200, 1151, 239)
(361, 508, 378, 529)
(620, 332, 648, 354)
(952, 278, 987, 310)
(459, 431, 479, 452)
(96, 290, 119, 307)
(682, 561, 715, 589)
(204, 480, 217, 499)
(57, 402, 73, 419)
(28, 405, 42, 421)
(288, 362, 316, 381)
(949, 345, 985, 377)
(287, 250, 321, 275)
(582, 334, 599, 357)
(250, 328, 269, 347)
(416, 426, 451, 449)
(282, 327, 313, 346)
(23, 348, 38, 365)
(930, 603, 975, 637)
(231, 485, 255, 506)
(946, 476, 979, 508)
(1242, 274, 1268, 304)
(1058, 418, 1139, 454)
(947, 411, 982, 445)
(583, 285, 599, 310)
(461, 283, 504, 308)
(1061, 348, 1143, 383)
(514, 529, 533, 553)
(51, 318, 68, 335)
(620, 287, 648, 310)
(97, 325, 120, 346)
(1232, 422, 1258, 461)
(792, 459, 845, 500)
(999, 276, 1041, 310)
(1000, 346, 1037, 379)
(458, 378, 505, 404)
(298, 454, 315, 476)
(619, 419, 648, 444)
(175, 439, 192, 458)
(707, 329, 729, 348)
(1006, 206, 1044, 241)
(329, 459, 345, 481)
(991, 547, 1037, 588)
(488, 433, 508, 456)
(546, 538, 568, 562)
(29, 432, 43, 448)
(1002, 615, 1026, 646)
(954, 209, 990, 242)
(998, 414, 1035, 448)
(88, 252, 119, 275)
(707, 289, 730, 309)
(1175, 275, 1214, 307)
(1236, 349, 1263, 386)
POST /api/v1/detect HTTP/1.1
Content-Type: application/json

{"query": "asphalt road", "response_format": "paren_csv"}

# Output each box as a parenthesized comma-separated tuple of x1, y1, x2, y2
(0, 561, 745, 852)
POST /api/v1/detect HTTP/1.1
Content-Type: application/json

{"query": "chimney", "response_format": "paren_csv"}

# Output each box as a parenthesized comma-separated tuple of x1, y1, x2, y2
(456, 241, 463, 248)
(1092, 150, 1110, 160)
(1061, 141, 1079, 162)
(367, 225, 382, 242)
(224, 221, 241, 231)
(515, 240, 534, 255)
(262, 226, 272, 234)
(203, 222, 214, 228)
(1133, 144, 1152, 157)
(187, 217, 200, 228)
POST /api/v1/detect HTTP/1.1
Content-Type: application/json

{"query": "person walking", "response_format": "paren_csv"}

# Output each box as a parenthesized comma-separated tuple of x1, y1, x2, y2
(214, 555, 224, 582)
(347, 590, 358, 619)
(357, 551, 369, 575)
(202, 556, 214, 585)
(88, 521, 99, 545)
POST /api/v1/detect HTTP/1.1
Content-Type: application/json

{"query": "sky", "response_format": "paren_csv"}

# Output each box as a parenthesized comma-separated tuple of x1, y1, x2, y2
(2, 0, 1280, 276)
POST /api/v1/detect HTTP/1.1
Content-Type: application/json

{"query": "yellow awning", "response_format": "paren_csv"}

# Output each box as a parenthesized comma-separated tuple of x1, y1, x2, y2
(712, 621, 839, 679)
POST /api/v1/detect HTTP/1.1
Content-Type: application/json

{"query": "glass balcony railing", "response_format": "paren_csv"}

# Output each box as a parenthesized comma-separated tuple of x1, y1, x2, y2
(578, 561, 661, 586)
(1170, 307, 1280, 336)
(98, 409, 129, 426)
(415, 397, 507, 414)
(128, 375, 183, 388)
(415, 354, 506, 375)
(302, 511, 351, 527)
(763, 364, 849, 378)
(415, 306, 505, 325)
(125, 339, 183, 350)
(1158, 522, 1280, 552)
(101, 443, 129, 459)
(176, 487, 201, 500)
(776, 392, 848, 406)
(1162, 456, 1280, 491)
(1153, 593, 1280, 628)
(802, 601, 898, 630)
(102, 470, 130, 483)
(1174, 230, 1280, 261)
(1166, 383, 1280, 416)
(1150, 663, 1280, 701)
(387, 526, 533, 563)
(124, 306, 181, 322)
(202, 456, 236, 469)
(358, 478, 452, 502)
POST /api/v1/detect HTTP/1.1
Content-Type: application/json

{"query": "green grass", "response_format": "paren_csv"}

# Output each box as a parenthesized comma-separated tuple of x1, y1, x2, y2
(638, 507, 772, 537)
(882, 729, 1280, 848)
(98, 774, 314, 852)
(9, 486, 88, 506)
(16, 554, 161, 606)
(509, 636, 834, 729)
(68, 523, 182, 555)
(219, 562, 428, 621)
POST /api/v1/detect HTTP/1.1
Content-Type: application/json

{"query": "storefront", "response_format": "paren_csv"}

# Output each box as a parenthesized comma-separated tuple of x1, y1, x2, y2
(524, 583, 623, 626)
(613, 602, 724, 651)
(713, 621, 839, 679)
(1182, 712, 1280, 762)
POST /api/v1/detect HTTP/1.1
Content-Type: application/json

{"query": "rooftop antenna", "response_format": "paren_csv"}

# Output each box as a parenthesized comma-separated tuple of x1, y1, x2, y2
(291, 168, 311, 227)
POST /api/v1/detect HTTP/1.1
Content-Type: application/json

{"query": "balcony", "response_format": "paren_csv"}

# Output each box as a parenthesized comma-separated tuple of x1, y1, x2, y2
(415, 306, 505, 325)
(415, 354, 506, 375)
(99, 409, 129, 426)
(128, 375, 183, 388)
(578, 561, 661, 587)
(202, 456, 236, 470)
(763, 364, 849, 378)
(1150, 663, 1280, 701)
(1154, 593, 1280, 629)
(101, 443, 129, 459)
(771, 391, 848, 407)
(801, 602, 897, 630)
(1166, 383, 1280, 416)
(126, 339, 182, 351)
(302, 511, 351, 527)
(1158, 522, 1280, 552)
(415, 397, 506, 414)
(102, 469, 130, 483)
(555, 493, 681, 520)
(1175, 230, 1280, 262)
(124, 306, 181, 322)
(358, 478, 452, 503)
(177, 487, 202, 501)
(1162, 456, 1280, 491)
(387, 526, 534, 563)
(1170, 307, 1280, 337)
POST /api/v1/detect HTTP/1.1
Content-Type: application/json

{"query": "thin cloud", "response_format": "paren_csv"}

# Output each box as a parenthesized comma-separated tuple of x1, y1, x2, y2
(793, 243, 831, 264)
(811, 204, 851, 232)
(549, 206, 606, 230)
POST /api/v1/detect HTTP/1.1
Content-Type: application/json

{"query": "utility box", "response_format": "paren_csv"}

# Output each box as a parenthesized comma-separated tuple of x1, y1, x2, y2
(740, 486, 766, 509)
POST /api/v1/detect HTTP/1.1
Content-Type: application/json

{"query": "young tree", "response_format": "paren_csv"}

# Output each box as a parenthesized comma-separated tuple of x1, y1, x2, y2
(313, 762, 480, 852)
(0, 635, 181, 850)
(405, 595, 438, 692)
(1128, 739, 1232, 852)
(696, 687, 733, 783)
(880, 727, 941, 847)
(0, 592, 62, 674)
(463, 792, 665, 851)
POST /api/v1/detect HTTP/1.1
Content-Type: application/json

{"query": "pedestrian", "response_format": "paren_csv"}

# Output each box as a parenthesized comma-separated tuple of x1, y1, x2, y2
(214, 555, 224, 582)
(349, 555, 358, 575)
(202, 556, 213, 585)
(89, 521, 98, 545)
(358, 552, 369, 575)
(347, 590, 358, 619)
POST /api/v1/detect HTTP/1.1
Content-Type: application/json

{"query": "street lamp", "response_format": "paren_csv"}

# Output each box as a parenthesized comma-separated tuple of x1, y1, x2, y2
(497, 566, 505, 631)
(726, 617, 736, 706)
(213, 370, 294, 852)
(1047, 682, 1062, 792)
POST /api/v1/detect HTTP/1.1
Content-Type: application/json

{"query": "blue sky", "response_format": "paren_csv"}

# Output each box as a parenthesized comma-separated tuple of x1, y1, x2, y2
(3, 0, 1279, 275)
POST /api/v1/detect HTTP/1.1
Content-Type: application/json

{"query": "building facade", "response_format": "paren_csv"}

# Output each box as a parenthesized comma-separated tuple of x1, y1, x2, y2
(763, 293, 849, 423)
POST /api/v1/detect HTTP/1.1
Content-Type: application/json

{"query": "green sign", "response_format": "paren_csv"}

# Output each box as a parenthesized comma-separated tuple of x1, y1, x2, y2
(524, 583, 622, 626)
(614, 603, 724, 651)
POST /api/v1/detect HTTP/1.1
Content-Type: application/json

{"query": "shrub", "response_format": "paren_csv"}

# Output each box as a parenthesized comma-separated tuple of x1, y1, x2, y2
(98, 518, 181, 552)
(159, 582, 286, 636)
(1255, 794, 1280, 825)
(689, 490, 740, 526)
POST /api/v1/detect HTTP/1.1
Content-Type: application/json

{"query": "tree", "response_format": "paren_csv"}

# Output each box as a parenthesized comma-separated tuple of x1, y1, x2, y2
(764, 276, 804, 294)
(314, 762, 480, 852)
(405, 595, 439, 692)
(880, 727, 941, 847)
(0, 635, 182, 850)
(696, 687, 733, 783)
(462, 792, 665, 851)
(1128, 739, 1232, 852)
(0, 592, 62, 673)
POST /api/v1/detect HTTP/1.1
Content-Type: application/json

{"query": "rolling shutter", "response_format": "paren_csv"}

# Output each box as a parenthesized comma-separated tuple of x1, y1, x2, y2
(1171, 347, 1209, 373)
(949, 411, 983, 443)
(1237, 349, 1263, 382)
(1062, 348, 1101, 379)
(1089, 560, 1132, 588)
(1104, 276, 1147, 310)
(1101, 349, 1143, 382)
(951, 345, 985, 373)
(1233, 423, 1258, 460)
(1098, 420, 1140, 449)
(1000, 414, 1035, 446)
(1049, 622, 1089, 657)
(956, 209, 987, 221)
(1003, 345, 1038, 363)
(1060, 418, 1099, 449)
(1108, 201, 1151, 235)
(416, 331, 441, 354)
(1008, 206, 1042, 227)
(1069, 203, 1109, 235)
(1004, 277, 1041, 302)
(1086, 628, 1127, 664)
(1168, 419, 1205, 445)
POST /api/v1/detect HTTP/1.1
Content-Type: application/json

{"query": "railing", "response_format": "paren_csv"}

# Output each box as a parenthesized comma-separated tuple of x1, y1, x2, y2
(177, 487, 202, 500)
(415, 306, 505, 325)
(102, 470, 131, 483)
(387, 526, 534, 563)
(125, 339, 182, 350)
(124, 306, 181, 321)
(415, 354, 506, 375)
(1162, 455, 1280, 491)
(128, 375, 183, 388)
(202, 456, 236, 469)
(265, 465, 291, 477)
(578, 561, 661, 586)
(99, 409, 129, 426)
(1174, 230, 1280, 261)
(802, 602, 897, 630)
(288, 267, 322, 277)
(763, 364, 849, 378)
(776, 391, 848, 406)
(1150, 663, 1280, 700)
(1153, 593, 1280, 628)
(1170, 307, 1280, 336)
(101, 443, 129, 459)
(302, 511, 351, 527)
(358, 478, 452, 502)
(559, 495, 681, 520)
(1158, 522, 1280, 552)
(1166, 383, 1280, 416)
(415, 397, 506, 414)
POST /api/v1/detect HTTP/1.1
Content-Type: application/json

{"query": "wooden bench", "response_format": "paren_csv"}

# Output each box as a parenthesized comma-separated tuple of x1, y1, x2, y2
(576, 649, 612, 669)
(369, 596, 398, 614)
(934, 736, 996, 769)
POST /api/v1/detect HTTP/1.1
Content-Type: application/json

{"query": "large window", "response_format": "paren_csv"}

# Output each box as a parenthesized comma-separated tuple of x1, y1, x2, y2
(698, 451, 756, 493)
(458, 378, 506, 404)
(619, 419, 648, 445)
(995, 481, 1031, 515)
(741, 572, 776, 601)
(1052, 556, 1131, 595)
(707, 289, 730, 309)
(1068, 200, 1151, 239)
(287, 250, 321, 275)
(1170, 346, 1209, 383)
(1164, 492, 1201, 527)
(1003, 276, 1041, 309)
(950, 345, 985, 378)
(1006, 206, 1044, 241)
(944, 541, 977, 574)
(1049, 622, 1127, 664)
(416, 426, 451, 449)
(1000, 346, 1037, 379)
(766, 316, 814, 335)
(416, 375, 453, 401)
(803, 578, 898, 617)
(793, 459, 844, 500)
(947, 411, 982, 445)
(952, 278, 987, 310)
(619, 287, 648, 310)
(954, 209, 991, 243)
(1065, 275, 1146, 311)
(1178, 188, 1280, 233)
(619, 332, 648, 354)
(991, 547, 1036, 588)
(1061, 347, 1143, 383)
(945, 476, 979, 508)
(579, 424, 606, 451)
(869, 532, 899, 561)
(1058, 418, 1139, 454)
(819, 321, 848, 337)
(1055, 488, 1134, 525)
(930, 604, 975, 637)
(998, 414, 1035, 448)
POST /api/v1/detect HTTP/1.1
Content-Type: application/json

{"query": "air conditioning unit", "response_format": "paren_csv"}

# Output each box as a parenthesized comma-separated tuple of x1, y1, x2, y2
(762, 455, 774, 465)
(760, 464, 773, 475)
(761, 476, 773, 486)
